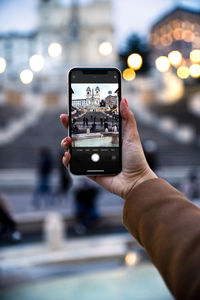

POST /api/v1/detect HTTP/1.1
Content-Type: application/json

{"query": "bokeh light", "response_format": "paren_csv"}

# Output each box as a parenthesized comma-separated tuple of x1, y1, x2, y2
(20, 69, 34, 84)
(155, 56, 170, 72)
(98, 42, 112, 56)
(127, 53, 143, 70)
(48, 42, 62, 57)
(177, 66, 190, 79)
(168, 50, 182, 67)
(189, 64, 200, 78)
(190, 49, 200, 63)
(0, 57, 6, 74)
(125, 252, 137, 266)
(123, 68, 136, 81)
(29, 54, 44, 72)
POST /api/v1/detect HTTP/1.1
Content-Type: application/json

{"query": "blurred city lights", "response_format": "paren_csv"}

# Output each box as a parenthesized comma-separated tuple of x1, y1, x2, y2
(29, 54, 44, 72)
(189, 64, 200, 78)
(20, 69, 33, 84)
(125, 252, 137, 266)
(48, 42, 62, 57)
(190, 49, 200, 63)
(177, 66, 190, 79)
(0, 57, 6, 74)
(162, 72, 184, 103)
(98, 42, 112, 56)
(155, 56, 170, 72)
(168, 50, 182, 67)
(122, 68, 136, 81)
(127, 53, 143, 70)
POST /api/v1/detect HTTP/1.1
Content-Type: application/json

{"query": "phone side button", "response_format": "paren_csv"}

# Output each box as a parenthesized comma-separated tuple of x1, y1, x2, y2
(91, 153, 100, 162)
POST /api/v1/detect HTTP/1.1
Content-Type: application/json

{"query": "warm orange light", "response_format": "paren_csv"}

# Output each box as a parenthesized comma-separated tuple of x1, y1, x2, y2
(173, 28, 182, 40)
(177, 66, 190, 79)
(127, 53, 143, 70)
(125, 252, 137, 266)
(155, 56, 170, 72)
(0, 57, 6, 74)
(190, 49, 200, 63)
(182, 30, 194, 42)
(172, 19, 181, 29)
(123, 68, 136, 81)
(168, 50, 182, 67)
(160, 34, 172, 46)
(190, 64, 200, 78)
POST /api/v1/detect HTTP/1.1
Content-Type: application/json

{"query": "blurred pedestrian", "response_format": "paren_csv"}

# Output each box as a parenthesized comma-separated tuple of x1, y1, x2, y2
(32, 147, 54, 209)
(104, 121, 108, 130)
(91, 122, 96, 132)
(74, 178, 100, 234)
(0, 195, 21, 243)
(83, 116, 86, 126)
(55, 151, 72, 205)
(86, 117, 88, 126)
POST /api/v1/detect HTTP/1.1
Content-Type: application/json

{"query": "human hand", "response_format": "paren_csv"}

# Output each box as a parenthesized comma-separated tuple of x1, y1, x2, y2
(60, 98, 157, 199)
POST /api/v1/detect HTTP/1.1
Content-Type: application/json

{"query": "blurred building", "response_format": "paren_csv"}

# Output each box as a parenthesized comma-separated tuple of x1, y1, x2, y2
(149, 7, 200, 60)
(0, 0, 117, 96)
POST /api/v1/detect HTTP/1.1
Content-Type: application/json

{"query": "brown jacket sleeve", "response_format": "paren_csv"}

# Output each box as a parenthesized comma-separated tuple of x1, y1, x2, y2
(123, 178, 200, 300)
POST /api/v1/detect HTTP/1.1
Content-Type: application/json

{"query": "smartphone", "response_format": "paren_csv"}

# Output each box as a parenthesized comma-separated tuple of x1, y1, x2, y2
(68, 67, 122, 175)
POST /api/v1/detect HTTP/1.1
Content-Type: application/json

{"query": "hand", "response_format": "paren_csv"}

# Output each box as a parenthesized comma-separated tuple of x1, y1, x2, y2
(60, 98, 157, 199)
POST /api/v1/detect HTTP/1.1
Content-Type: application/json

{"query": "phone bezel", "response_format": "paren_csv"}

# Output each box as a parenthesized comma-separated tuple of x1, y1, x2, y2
(68, 67, 122, 175)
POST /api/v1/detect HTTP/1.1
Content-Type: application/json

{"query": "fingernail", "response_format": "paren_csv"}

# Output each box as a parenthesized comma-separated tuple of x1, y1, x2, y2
(124, 98, 128, 107)
(64, 137, 71, 143)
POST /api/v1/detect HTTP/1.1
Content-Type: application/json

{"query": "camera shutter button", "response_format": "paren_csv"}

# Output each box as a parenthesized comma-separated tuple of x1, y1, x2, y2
(91, 153, 100, 162)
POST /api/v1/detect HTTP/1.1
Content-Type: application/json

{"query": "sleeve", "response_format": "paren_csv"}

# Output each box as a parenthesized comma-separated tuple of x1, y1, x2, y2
(123, 178, 200, 300)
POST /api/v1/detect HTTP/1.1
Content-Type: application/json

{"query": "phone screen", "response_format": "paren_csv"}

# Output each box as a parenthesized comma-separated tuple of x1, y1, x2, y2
(68, 68, 122, 175)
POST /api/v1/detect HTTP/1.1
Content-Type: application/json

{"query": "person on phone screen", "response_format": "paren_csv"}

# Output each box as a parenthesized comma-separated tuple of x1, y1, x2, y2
(60, 98, 200, 300)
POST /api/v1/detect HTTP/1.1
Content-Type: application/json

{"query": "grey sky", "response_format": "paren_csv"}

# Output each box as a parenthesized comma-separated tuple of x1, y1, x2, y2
(72, 83, 118, 100)
(0, 0, 199, 47)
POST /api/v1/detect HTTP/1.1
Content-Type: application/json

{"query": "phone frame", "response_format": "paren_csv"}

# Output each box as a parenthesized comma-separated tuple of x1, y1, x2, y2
(68, 67, 122, 175)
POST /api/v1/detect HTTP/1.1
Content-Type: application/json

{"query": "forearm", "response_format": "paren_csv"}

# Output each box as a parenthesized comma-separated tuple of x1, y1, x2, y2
(123, 178, 200, 300)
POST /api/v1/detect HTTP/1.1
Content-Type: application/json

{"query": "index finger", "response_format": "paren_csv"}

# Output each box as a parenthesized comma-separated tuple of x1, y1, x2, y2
(60, 114, 69, 130)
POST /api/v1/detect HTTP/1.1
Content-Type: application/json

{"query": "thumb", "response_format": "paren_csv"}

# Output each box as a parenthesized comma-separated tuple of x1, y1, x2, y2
(120, 98, 139, 140)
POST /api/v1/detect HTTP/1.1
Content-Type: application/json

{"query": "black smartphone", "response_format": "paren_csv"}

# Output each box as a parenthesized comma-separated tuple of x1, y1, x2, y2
(68, 67, 122, 175)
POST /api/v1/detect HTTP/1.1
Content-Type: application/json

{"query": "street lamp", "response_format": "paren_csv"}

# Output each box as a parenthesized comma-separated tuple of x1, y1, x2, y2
(0, 57, 6, 74)
(20, 69, 33, 84)
(177, 66, 190, 79)
(127, 53, 143, 70)
(29, 54, 44, 72)
(98, 42, 112, 56)
(168, 50, 182, 67)
(48, 42, 62, 57)
(123, 68, 136, 81)
(125, 252, 137, 266)
(190, 49, 200, 63)
(155, 56, 170, 72)
(189, 64, 200, 78)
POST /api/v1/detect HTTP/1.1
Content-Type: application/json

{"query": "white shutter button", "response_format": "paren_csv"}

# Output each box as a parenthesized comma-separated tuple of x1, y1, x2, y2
(91, 153, 100, 162)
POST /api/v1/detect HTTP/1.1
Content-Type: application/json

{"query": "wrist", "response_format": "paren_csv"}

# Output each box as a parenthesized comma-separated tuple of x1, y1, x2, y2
(123, 167, 158, 200)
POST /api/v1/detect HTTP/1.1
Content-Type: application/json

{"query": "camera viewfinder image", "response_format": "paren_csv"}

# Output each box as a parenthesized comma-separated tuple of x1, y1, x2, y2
(71, 83, 119, 147)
